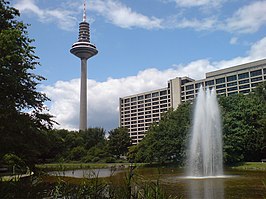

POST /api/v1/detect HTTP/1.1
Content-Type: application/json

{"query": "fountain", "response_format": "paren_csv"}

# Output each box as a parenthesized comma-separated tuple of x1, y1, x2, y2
(187, 86, 223, 177)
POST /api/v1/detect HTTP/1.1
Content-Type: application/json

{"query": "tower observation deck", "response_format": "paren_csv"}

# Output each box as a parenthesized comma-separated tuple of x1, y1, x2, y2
(70, 0, 98, 131)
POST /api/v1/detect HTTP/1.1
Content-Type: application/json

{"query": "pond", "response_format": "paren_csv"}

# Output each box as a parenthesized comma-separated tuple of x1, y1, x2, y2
(50, 167, 266, 198)
(49, 167, 124, 178)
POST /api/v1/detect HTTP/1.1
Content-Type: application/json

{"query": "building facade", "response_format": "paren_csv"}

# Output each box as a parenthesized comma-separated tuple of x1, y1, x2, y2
(119, 59, 266, 144)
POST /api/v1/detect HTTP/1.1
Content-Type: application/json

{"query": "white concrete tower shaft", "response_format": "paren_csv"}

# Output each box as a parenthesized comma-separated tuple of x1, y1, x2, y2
(70, 0, 98, 131)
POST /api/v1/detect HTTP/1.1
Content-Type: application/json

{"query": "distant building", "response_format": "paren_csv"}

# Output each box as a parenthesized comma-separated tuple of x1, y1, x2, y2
(119, 59, 266, 144)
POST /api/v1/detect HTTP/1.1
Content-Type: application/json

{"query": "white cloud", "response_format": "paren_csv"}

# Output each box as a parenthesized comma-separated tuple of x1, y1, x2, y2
(42, 36, 266, 131)
(14, 0, 78, 31)
(89, 0, 162, 29)
(14, 0, 162, 30)
(13, 0, 266, 34)
(174, 17, 217, 30)
(224, 1, 266, 33)
(173, 0, 224, 8)
(229, 37, 238, 45)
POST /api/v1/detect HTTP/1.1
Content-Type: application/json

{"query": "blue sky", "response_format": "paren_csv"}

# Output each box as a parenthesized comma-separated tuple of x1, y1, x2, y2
(13, 0, 266, 131)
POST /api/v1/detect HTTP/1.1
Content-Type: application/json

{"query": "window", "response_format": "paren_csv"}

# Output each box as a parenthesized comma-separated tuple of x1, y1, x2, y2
(227, 75, 237, 82)
(186, 90, 194, 95)
(186, 84, 194, 90)
(205, 80, 214, 86)
(125, 98, 130, 103)
(131, 97, 137, 102)
(195, 83, 203, 88)
(239, 79, 249, 84)
(153, 105, 159, 109)
(152, 97, 159, 101)
(186, 95, 194, 99)
(160, 96, 167, 100)
(138, 95, 144, 100)
(152, 101, 159, 105)
(160, 108, 168, 112)
(251, 77, 262, 82)
(145, 94, 151, 99)
(227, 86, 237, 92)
(216, 84, 225, 89)
(216, 77, 225, 84)
(217, 89, 226, 94)
(160, 100, 167, 104)
(250, 69, 262, 77)
(239, 84, 250, 90)
(251, 83, 259, 87)
(264, 68, 266, 74)
(160, 90, 167, 95)
(152, 92, 159, 97)
(238, 72, 249, 79)
(227, 82, 237, 87)
(160, 104, 168, 108)
(181, 79, 191, 85)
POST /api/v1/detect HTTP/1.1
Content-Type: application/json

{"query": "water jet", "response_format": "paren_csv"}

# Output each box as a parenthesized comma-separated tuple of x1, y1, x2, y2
(187, 86, 223, 177)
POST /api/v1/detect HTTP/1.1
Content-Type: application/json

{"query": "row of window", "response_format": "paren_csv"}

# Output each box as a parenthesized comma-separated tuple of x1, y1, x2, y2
(122, 96, 170, 107)
(121, 105, 169, 114)
(122, 90, 170, 103)
(182, 69, 265, 91)
(122, 101, 169, 110)
(183, 75, 264, 93)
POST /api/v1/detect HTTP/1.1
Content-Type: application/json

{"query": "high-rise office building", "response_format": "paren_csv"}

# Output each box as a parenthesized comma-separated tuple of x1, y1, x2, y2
(70, 0, 98, 131)
(119, 59, 266, 144)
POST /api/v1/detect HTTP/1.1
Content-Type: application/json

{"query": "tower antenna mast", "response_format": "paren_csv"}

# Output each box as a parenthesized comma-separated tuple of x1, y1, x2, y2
(70, 0, 98, 131)
(83, 0, 86, 22)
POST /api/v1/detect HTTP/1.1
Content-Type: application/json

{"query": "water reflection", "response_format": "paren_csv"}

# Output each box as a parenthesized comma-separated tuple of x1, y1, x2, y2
(49, 168, 123, 178)
(188, 178, 224, 199)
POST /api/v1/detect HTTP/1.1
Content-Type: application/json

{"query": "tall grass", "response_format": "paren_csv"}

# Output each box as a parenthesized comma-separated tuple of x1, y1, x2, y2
(0, 164, 178, 199)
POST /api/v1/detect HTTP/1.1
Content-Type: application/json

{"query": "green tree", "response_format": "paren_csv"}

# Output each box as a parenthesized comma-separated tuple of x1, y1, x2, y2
(219, 85, 265, 164)
(108, 127, 131, 158)
(0, 0, 55, 168)
(81, 128, 106, 150)
(135, 103, 191, 165)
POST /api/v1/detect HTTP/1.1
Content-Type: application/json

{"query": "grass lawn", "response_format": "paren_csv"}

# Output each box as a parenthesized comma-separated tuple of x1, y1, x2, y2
(230, 162, 266, 170)
(36, 162, 146, 171)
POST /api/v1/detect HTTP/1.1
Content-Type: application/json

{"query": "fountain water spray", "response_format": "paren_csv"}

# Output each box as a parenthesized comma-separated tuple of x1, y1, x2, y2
(187, 86, 223, 177)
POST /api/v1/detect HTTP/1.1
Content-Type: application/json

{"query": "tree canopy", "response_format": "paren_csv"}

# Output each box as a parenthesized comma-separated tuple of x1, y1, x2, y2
(131, 83, 266, 165)
(0, 0, 55, 168)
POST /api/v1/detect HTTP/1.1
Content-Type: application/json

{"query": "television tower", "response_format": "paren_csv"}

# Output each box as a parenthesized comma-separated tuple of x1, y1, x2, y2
(70, 0, 98, 131)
